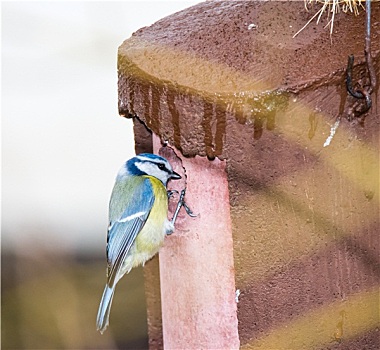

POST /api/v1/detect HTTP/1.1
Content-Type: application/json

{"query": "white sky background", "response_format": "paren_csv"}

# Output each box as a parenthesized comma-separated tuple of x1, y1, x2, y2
(2, 1, 201, 254)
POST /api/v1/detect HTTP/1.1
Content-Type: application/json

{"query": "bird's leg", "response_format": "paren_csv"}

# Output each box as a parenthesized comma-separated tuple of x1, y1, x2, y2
(171, 189, 196, 226)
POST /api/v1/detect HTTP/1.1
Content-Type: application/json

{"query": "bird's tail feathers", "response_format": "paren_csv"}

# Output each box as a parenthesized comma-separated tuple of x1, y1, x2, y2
(96, 284, 115, 334)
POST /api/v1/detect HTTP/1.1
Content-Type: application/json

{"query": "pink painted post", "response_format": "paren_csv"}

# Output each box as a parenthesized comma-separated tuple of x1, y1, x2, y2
(120, 2, 380, 348)
(154, 135, 239, 349)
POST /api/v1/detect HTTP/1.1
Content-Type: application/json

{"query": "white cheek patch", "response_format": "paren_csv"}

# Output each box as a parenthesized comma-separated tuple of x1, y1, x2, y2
(135, 162, 155, 175)
(119, 211, 146, 222)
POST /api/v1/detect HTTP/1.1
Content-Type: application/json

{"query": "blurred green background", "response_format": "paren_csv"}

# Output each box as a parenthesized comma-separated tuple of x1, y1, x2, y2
(2, 250, 148, 349)
(2, 1, 200, 349)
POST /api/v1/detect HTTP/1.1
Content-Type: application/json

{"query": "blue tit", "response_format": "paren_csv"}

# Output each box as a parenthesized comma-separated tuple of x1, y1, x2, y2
(96, 153, 181, 334)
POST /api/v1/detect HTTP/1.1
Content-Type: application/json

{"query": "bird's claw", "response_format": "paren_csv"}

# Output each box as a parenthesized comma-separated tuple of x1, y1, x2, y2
(183, 201, 197, 217)
(167, 190, 179, 198)
(171, 189, 196, 225)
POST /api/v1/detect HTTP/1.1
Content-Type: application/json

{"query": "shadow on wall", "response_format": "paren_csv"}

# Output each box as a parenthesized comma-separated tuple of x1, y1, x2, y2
(1, 241, 148, 350)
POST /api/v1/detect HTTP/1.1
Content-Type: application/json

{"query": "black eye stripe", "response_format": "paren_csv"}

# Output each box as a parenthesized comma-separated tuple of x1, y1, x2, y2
(141, 160, 170, 173)
(157, 163, 170, 173)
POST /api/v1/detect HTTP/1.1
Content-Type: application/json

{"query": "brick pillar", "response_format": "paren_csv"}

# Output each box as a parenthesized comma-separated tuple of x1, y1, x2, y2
(120, 1, 380, 349)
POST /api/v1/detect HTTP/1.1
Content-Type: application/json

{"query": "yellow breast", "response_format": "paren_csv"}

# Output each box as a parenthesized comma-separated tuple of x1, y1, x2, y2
(127, 176, 169, 269)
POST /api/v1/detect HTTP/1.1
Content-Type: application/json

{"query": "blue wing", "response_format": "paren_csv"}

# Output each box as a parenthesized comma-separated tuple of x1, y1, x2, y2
(106, 177, 154, 288)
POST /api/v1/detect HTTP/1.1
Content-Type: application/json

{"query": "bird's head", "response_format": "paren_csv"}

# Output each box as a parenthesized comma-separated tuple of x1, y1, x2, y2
(119, 153, 181, 186)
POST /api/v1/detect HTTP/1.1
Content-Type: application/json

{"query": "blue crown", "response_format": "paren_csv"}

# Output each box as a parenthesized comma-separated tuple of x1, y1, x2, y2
(138, 153, 167, 161)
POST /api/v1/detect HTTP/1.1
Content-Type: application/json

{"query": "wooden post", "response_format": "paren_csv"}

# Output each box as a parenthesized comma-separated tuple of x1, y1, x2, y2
(154, 135, 239, 349)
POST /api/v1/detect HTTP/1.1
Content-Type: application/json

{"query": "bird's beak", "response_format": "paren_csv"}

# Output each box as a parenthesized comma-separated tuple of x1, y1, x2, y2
(171, 171, 181, 180)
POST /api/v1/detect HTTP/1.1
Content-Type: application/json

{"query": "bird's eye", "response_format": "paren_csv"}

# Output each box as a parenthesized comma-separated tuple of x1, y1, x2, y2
(158, 164, 165, 170)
